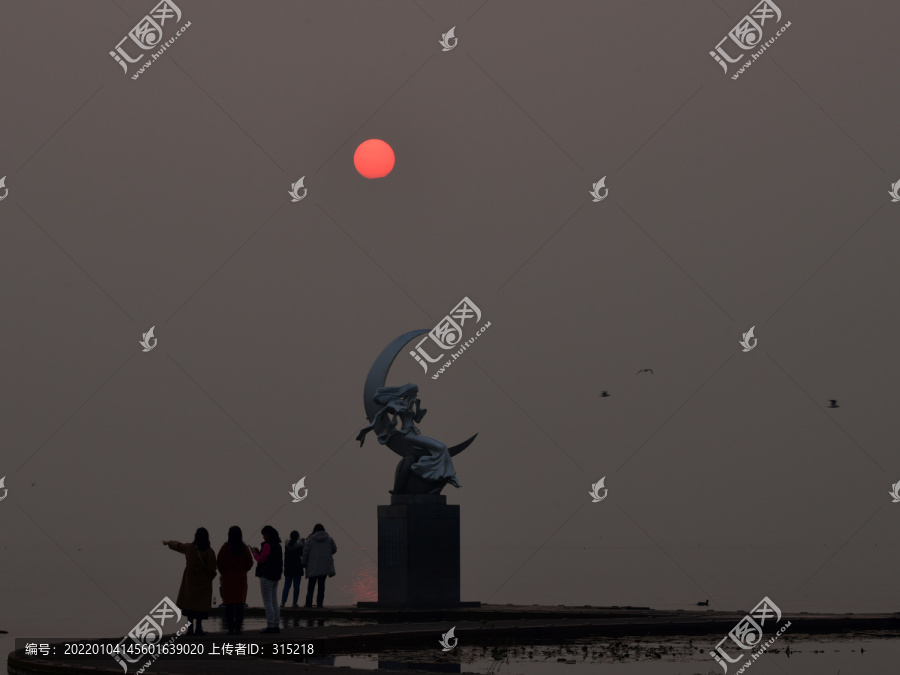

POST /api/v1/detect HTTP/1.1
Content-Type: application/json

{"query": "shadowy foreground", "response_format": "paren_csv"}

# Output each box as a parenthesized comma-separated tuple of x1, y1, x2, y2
(8, 604, 900, 674)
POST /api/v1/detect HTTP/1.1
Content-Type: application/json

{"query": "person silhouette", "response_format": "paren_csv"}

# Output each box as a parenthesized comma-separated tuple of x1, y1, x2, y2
(281, 531, 305, 608)
(216, 526, 253, 635)
(252, 526, 283, 633)
(163, 528, 217, 636)
(301, 524, 337, 609)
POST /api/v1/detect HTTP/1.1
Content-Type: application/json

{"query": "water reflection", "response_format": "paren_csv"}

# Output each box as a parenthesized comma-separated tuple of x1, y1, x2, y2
(304, 656, 337, 667)
(215, 615, 370, 631)
(342, 553, 378, 602)
(379, 660, 460, 673)
(332, 635, 900, 675)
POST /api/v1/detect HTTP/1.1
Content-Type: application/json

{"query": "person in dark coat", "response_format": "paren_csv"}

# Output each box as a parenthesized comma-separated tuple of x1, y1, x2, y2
(281, 531, 305, 608)
(216, 526, 253, 634)
(252, 525, 283, 633)
(163, 527, 217, 635)
(301, 524, 337, 609)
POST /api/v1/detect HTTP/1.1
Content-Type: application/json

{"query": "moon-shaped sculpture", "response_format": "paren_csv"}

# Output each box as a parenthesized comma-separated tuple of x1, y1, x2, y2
(363, 329, 477, 458)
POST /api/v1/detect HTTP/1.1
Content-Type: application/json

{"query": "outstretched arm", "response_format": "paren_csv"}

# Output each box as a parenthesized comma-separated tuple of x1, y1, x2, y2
(357, 407, 388, 445)
(357, 405, 402, 446)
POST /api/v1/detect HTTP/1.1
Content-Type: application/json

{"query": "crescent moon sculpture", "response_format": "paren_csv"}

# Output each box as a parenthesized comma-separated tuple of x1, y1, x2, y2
(363, 329, 477, 459)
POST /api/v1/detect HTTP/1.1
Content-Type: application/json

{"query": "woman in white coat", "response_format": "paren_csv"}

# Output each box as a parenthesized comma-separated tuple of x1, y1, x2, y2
(301, 524, 337, 608)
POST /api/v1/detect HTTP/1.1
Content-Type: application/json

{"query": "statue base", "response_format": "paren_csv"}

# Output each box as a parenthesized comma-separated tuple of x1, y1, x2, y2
(358, 494, 478, 608)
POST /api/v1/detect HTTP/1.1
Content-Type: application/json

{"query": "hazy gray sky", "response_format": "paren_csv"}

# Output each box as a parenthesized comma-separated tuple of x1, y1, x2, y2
(2, 1, 899, 665)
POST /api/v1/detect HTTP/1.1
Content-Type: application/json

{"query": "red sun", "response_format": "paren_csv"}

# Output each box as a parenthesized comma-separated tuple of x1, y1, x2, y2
(354, 139, 395, 179)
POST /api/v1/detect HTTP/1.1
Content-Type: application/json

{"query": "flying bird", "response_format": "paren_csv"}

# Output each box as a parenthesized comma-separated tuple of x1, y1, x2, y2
(599, 391, 610, 397)
(637, 369, 654, 375)
(828, 400, 839, 408)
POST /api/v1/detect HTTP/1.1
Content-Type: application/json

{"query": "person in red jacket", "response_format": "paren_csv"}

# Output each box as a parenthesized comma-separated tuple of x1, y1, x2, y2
(216, 526, 253, 635)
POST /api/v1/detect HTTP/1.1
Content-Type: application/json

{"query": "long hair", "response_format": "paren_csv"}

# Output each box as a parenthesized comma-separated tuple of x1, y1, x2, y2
(227, 526, 244, 557)
(357, 383, 422, 447)
(193, 527, 210, 552)
(373, 383, 418, 406)
(261, 525, 281, 543)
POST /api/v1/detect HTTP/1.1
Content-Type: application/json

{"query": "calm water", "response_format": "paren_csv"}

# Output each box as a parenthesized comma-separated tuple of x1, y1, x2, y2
(223, 614, 377, 631)
(328, 633, 897, 674)
(3, 632, 896, 674)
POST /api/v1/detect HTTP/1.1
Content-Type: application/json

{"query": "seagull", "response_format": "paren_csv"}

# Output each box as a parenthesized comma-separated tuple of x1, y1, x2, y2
(599, 391, 610, 397)
(697, 599, 709, 606)
(637, 369, 654, 375)
(828, 400, 839, 408)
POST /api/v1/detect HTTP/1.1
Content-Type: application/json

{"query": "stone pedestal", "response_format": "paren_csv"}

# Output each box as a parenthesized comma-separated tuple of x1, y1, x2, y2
(358, 494, 478, 608)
